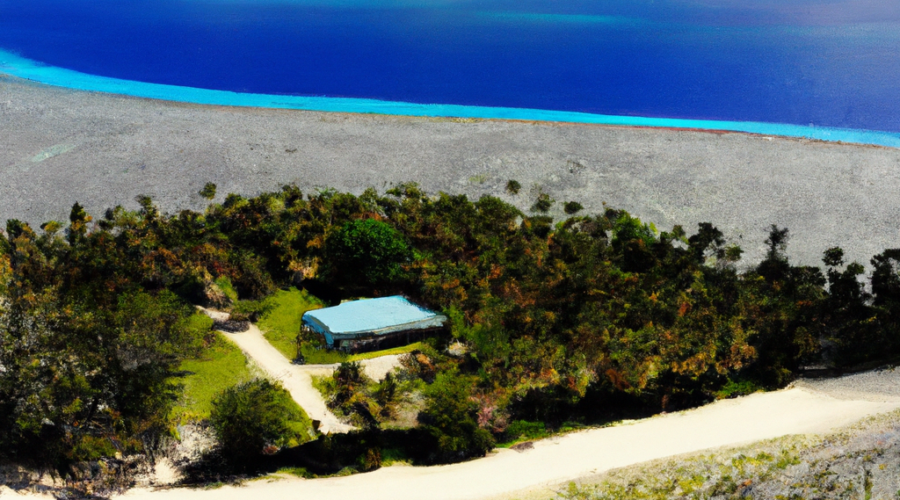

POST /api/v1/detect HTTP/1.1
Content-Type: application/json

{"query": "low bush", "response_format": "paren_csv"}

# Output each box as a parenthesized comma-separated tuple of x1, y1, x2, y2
(418, 372, 494, 463)
(563, 201, 583, 214)
(503, 420, 548, 443)
(214, 276, 239, 303)
(530, 192, 555, 212)
(300, 344, 350, 364)
(230, 299, 271, 322)
(210, 379, 314, 463)
(715, 379, 763, 400)
(199, 182, 217, 200)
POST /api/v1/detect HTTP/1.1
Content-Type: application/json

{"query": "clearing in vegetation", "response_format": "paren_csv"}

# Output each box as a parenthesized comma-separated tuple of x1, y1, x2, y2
(257, 287, 427, 364)
(257, 287, 327, 361)
(171, 327, 255, 424)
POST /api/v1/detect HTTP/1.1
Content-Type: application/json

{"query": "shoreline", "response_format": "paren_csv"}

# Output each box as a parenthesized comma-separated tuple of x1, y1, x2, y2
(3, 49, 900, 149)
(6, 49, 900, 500)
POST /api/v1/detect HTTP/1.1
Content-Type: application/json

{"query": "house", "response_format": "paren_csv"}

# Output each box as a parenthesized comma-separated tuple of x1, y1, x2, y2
(301, 296, 447, 352)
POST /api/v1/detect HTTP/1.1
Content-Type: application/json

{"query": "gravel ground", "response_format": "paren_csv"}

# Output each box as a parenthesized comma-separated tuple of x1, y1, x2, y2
(561, 408, 900, 500)
(357, 354, 404, 382)
(4, 76, 900, 266)
(794, 367, 900, 403)
(546, 370, 900, 500)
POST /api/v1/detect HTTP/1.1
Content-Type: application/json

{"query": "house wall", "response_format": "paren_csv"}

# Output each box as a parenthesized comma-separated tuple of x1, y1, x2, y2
(336, 327, 445, 353)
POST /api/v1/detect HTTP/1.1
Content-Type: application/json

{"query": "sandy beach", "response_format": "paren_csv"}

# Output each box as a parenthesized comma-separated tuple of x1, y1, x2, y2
(4, 75, 900, 266)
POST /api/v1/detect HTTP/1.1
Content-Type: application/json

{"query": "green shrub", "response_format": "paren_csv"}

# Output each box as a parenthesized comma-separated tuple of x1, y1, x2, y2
(504, 420, 547, 442)
(563, 201, 583, 215)
(715, 379, 763, 399)
(326, 218, 411, 287)
(231, 299, 272, 322)
(360, 448, 382, 471)
(72, 435, 119, 461)
(334, 361, 366, 405)
(331, 362, 382, 427)
(214, 276, 239, 303)
(506, 180, 522, 195)
(375, 372, 398, 409)
(276, 466, 313, 478)
(199, 182, 217, 200)
(210, 379, 314, 461)
(531, 192, 555, 212)
(418, 372, 494, 463)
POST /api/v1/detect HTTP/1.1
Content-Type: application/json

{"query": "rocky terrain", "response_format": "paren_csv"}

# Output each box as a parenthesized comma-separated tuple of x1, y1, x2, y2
(4, 76, 900, 266)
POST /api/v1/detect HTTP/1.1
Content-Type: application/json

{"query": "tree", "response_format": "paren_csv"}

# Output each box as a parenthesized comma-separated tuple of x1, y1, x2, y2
(418, 372, 494, 463)
(871, 249, 900, 307)
(822, 247, 875, 365)
(868, 249, 900, 361)
(210, 379, 312, 461)
(610, 211, 658, 273)
(756, 225, 791, 282)
(687, 222, 725, 264)
(327, 218, 411, 288)
(67, 202, 91, 245)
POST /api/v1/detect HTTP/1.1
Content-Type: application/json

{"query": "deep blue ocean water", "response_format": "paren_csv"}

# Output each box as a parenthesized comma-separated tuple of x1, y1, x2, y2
(1, 0, 899, 135)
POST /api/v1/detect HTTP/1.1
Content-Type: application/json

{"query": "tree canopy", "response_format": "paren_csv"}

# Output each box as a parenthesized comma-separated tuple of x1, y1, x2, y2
(2, 183, 900, 470)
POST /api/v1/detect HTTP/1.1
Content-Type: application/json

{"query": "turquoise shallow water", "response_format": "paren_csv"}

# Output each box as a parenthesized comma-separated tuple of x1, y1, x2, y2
(3, 49, 899, 148)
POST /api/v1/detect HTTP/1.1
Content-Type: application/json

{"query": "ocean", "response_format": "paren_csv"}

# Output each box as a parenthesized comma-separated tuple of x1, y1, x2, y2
(1, 0, 899, 135)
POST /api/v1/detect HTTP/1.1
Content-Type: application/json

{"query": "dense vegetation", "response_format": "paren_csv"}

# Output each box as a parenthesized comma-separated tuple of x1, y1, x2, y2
(210, 379, 314, 462)
(3, 182, 900, 473)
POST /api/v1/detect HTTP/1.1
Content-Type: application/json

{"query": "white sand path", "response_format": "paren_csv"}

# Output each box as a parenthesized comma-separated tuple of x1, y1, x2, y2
(117, 385, 900, 500)
(216, 323, 355, 434)
(199, 308, 402, 434)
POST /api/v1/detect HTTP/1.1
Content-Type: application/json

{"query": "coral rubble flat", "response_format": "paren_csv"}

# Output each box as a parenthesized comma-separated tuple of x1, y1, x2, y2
(4, 76, 900, 266)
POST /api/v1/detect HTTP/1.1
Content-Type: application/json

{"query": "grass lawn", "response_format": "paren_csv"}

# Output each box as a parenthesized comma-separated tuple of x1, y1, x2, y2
(173, 312, 316, 444)
(299, 344, 351, 364)
(348, 341, 425, 362)
(172, 329, 254, 423)
(257, 287, 326, 360)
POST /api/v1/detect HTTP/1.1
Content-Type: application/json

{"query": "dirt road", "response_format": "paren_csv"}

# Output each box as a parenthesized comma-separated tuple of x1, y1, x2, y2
(117, 384, 899, 500)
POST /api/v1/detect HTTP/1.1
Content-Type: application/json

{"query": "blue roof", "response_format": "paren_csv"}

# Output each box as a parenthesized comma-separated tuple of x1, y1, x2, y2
(302, 296, 444, 335)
